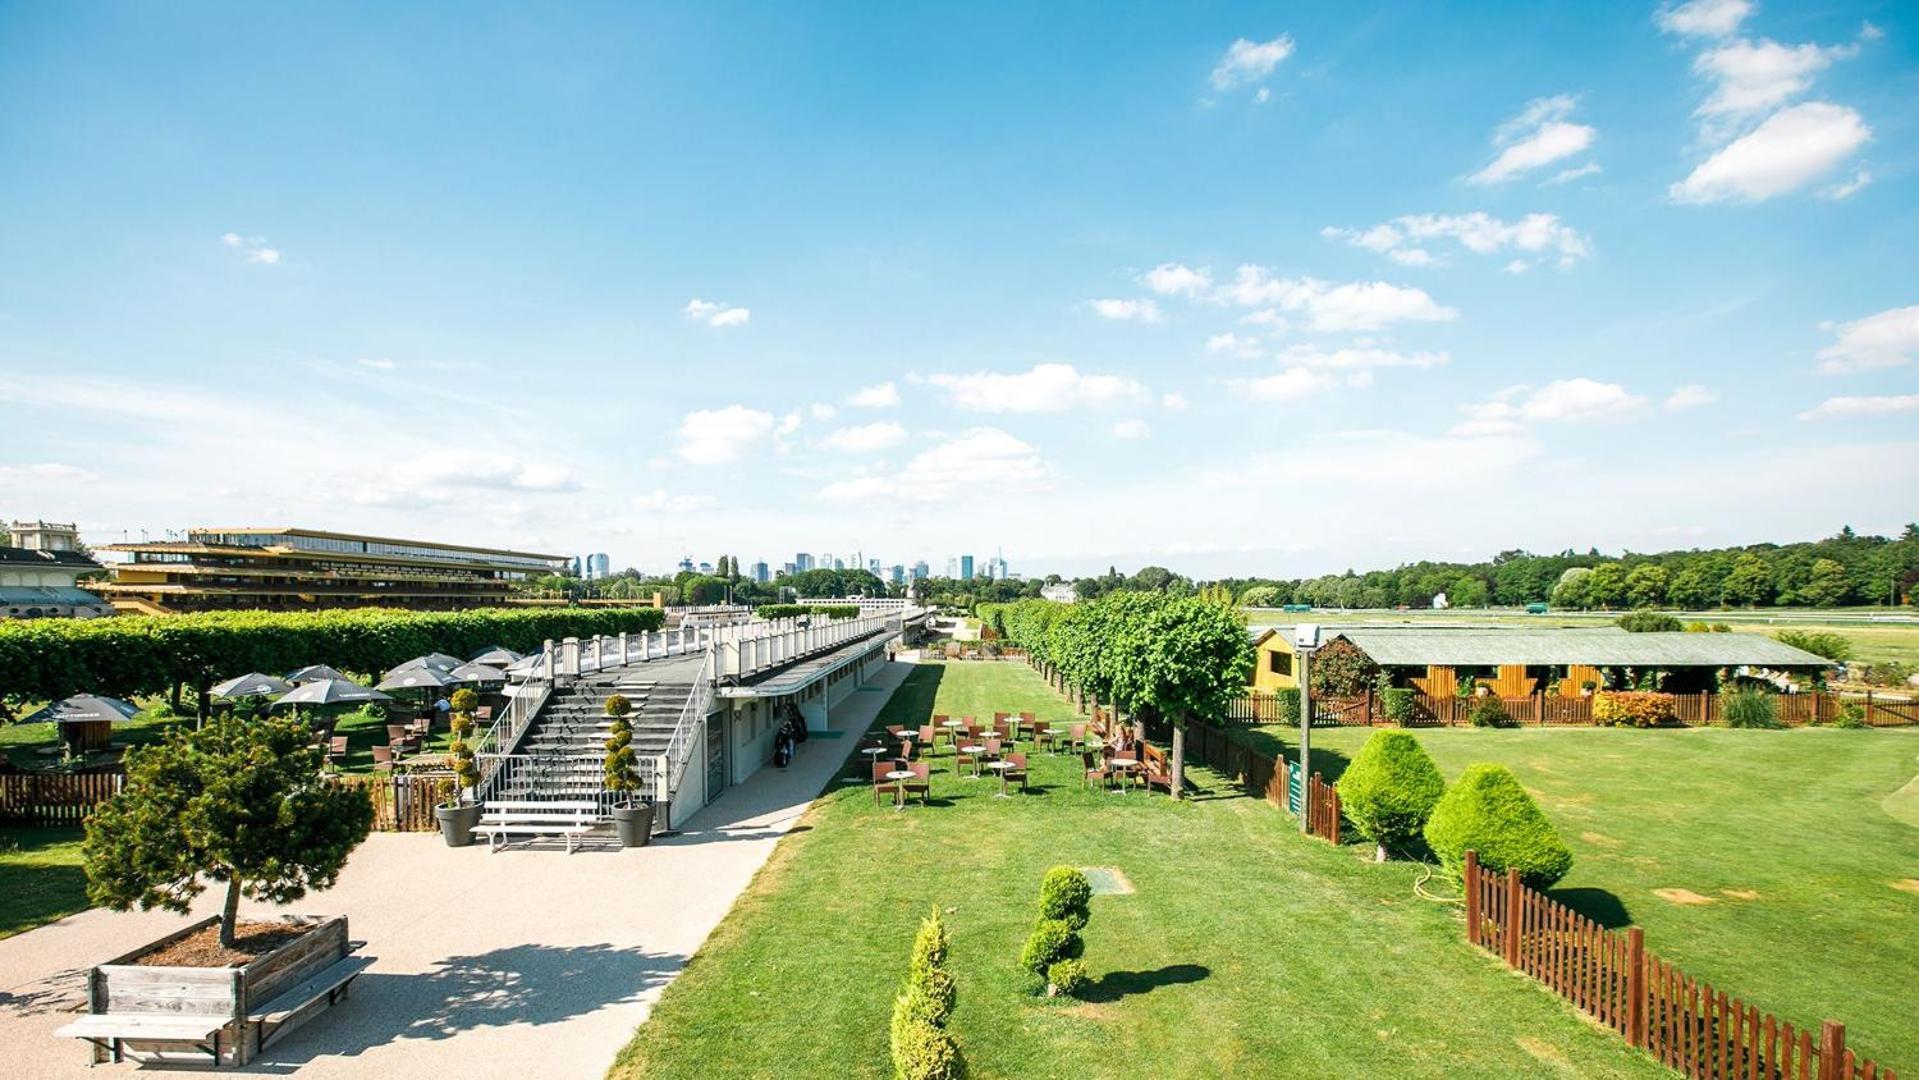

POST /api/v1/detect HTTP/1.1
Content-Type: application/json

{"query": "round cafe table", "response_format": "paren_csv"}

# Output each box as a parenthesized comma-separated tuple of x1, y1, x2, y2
(851, 745, 889, 783)
(939, 719, 965, 749)
(886, 769, 915, 811)
(1109, 756, 1139, 793)
(957, 744, 986, 778)
(987, 759, 1015, 798)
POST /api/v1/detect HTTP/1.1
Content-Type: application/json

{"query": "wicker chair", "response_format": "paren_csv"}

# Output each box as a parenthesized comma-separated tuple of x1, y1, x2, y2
(904, 762, 931, 805)
(1081, 750, 1112, 791)
(1003, 752, 1029, 794)
(872, 762, 903, 806)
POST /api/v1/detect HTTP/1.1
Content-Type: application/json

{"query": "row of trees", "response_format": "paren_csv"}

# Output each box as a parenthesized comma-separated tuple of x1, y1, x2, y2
(0, 606, 666, 715)
(979, 595, 1253, 798)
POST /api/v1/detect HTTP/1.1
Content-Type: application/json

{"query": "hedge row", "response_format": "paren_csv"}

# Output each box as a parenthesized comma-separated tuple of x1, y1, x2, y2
(755, 604, 861, 620)
(0, 606, 667, 705)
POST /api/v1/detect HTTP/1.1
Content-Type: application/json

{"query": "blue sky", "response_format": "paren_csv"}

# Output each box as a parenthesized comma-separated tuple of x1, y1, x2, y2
(1, 0, 1915, 577)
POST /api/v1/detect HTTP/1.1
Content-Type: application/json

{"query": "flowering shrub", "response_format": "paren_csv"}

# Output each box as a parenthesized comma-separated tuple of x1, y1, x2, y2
(1591, 690, 1676, 728)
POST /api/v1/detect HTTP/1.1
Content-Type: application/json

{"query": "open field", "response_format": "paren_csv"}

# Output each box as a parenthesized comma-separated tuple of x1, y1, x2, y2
(0, 827, 87, 940)
(1234, 722, 1919, 1068)
(1242, 607, 1919, 667)
(613, 662, 1667, 1079)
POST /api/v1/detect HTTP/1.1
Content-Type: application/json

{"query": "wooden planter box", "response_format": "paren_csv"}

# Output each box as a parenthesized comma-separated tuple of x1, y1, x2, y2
(81, 914, 352, 1067)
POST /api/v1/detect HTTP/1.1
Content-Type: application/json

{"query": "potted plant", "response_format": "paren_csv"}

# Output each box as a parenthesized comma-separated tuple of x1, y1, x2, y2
(604, 695, 653, 847)
(435, 694, 483, 847)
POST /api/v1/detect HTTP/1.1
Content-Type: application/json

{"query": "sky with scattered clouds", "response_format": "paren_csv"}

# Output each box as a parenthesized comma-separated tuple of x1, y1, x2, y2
(0, 2, 1915, 577)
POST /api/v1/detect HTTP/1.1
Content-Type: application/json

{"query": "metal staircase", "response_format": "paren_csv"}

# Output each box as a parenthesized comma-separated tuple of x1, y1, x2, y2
(487, 670, 695, 813)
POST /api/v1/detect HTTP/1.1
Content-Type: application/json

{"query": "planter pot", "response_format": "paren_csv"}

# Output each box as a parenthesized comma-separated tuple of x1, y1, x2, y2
(611, 801, 655, 847)
(436, 802, 483, 847)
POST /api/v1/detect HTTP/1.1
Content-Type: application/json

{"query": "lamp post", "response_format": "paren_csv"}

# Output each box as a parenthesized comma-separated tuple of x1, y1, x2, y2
(1293, 623, 1322, 833)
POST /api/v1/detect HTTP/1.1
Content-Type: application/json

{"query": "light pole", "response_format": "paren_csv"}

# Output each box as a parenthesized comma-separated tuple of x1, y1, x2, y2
(1293, 623, 1322, 833)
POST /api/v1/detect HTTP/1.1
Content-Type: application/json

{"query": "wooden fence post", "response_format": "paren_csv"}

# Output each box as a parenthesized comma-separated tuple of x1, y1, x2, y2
(1818, 1021, 1845, 1080)
(1535, 690, 1545, 726)
(1503, 867, 1523, 968)
(1626, 927, 1646, 1049)
(1865, 689, 1874, 726)
(1464, 850, 1481, 947)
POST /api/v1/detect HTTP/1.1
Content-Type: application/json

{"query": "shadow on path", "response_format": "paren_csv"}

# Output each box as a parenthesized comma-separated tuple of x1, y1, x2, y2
(1079, 963, 1210, 1003)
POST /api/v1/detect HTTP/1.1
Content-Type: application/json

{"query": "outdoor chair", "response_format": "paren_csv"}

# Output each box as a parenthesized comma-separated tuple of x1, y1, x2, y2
(1081, 750, 1112, 791)
(993, 711, 1010, 724)
(979, 738, 1002, 777)
(992, 720, 1013, 745)
(931, 715, 950, 745)
(371, 745, 394, 772)
(897, 738, 916, 762)
(904, 762, 931, 805)
(917, 725, 936, 753)
(325, 735, 348, 763)
(1033, 723, 1056, 752)
(885, 725, 907, 740)
(872, 762, 903, 806)
(1003, 752, 1029, 794)
(386, 724, 410, 746)
(1140, 746, 1174, 797)
(1068, 723, 1090, 754)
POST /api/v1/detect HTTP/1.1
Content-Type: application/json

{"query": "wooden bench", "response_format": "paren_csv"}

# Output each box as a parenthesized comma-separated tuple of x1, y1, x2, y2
(246, 954, 373, 1053)
(472, 800, 600, 853)
(56, 1013, 232, 1066)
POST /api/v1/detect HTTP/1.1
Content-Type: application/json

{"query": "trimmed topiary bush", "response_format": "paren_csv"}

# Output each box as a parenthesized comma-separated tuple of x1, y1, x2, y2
(1467, 695, 1513, 728)
(1046, 958, 1089, 998)
(1273, 687, 1300, 726)
(891, 906, 964, 1080)
(1423, 763, 1574, 890)
(1720, 687, 1779, 729)
(1337, 731, 1445, 862)
(604, 693, 631, 717)
(1019, 918, 1082, 975)
(891, 1020, 964, 1080)
(1037, 866, 1091, 930)
(1592, 690, 1676, 728)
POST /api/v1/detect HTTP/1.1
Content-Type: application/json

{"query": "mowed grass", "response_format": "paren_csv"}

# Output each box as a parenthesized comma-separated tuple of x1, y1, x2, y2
(0, 826, 89, 939)
(1236, 722, 1919, 1068)
(612, 662, 1666, 1079)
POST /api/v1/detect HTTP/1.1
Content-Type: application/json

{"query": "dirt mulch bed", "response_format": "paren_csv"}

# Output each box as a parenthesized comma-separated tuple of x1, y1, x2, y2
(134, 921, 312, 968)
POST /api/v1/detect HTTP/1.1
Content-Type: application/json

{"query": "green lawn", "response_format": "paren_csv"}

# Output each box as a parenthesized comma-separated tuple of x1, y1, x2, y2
(0, 827, 89, 939)
(612, 662, 1667, 1079)
(1233, 722, 1919, 1068)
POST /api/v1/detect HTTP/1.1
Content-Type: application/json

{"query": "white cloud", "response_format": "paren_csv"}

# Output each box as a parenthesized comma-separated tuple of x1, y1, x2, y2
(821, 421, 908, 454)
(1454, 378, 1647, 435)
(1325, 212, 1591, 269)
(220, 232, 280, 265)
(1238, 367, 1341, 402)
(1209, 34, 1295, 90)
(632, 490, 718, 513)
(1161, 391, 1190, 411)
(1470, 95, 1596, 185)
(1111, 418, 1151, 439)
(1089, 298, 1163, 323)
(1139, 262, 1213, 298)
(1216, 266, 1460, 332)
(1275, 345, 1450, 371)
(847, 381, 901, 408)
(819, 428, 1050, 503)
(1254, 87, 1272, 104)
(1670, 102, 1871, 203)
(358, 450, 581, 505)
(683, 298, 751, 327)
(0, 462, 94, 486)
(1664, 384, 1719, 410)
(926, 363, 1148, 413)
(1799, 394, 1919, 420)
(1816, 305, 1919, 374)
(1657, 0, 1752, 37)
(1206, 332, 1264, 358)
(1693, 38, 1856, 120)
(807, 402, 837, 421)
(1823, 169, 1871, 199)
(1545, 162, 1603, 185)
(676, 405, 776, 464)
(357, 357, 395, 370)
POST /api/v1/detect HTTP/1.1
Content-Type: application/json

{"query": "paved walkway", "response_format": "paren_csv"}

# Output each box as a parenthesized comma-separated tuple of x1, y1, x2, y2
(0, 661, 909, 1079)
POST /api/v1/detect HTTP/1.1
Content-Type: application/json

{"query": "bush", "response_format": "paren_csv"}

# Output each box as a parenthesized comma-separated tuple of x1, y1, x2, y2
(604, 693, 631, 717)
(1775, 629, 1852, 662)
(1832, 701, 1868, 729)
(890, 1020, 964, 1080)
(1272, 687, 1300, 726)
(1592, 690, 1676, 728)
(757, 603, 862, 621)
(892, 907, 963, 1080)
(1308, 638, 1378, 697)
(1037, 867, 1091, 930)
(1720, 687, 1778, 729)
(1338, 731, 1446, 860)
(1046, 958, 1090, 998)
(1378, 687, 1416, 724)
(1467, 696, 1514, 728)
(1617, 610, 1684, 633)
(1019, 918, 1082, 974)
(450, 688, 479, 716)
(1424, 763, 1573, 890)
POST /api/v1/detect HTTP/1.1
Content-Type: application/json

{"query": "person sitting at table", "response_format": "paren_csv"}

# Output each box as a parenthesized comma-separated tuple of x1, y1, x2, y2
(433, 695, 452, 727)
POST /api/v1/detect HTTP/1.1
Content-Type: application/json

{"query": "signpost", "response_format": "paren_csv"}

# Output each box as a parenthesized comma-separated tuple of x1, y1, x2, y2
(1293, 624, 1321, 834)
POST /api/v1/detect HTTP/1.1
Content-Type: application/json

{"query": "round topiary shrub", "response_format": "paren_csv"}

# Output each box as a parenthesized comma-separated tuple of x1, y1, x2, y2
(1467, 696, 1513, 728)
(1037, 866, 1091, 930)
(1337, 731, 1446, 861)
(891, 1018, 965, 1080)
(1019, 918, 1082, 975)
(603, 693, 631, 717)
(1423, 763, 1573, 890)
(1046, 958, 1089, 998)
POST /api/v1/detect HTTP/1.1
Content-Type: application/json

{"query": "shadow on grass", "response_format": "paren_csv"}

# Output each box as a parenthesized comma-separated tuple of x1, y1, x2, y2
(1550, 887, 1635, 929)
(1079, 963, 1210, 1003)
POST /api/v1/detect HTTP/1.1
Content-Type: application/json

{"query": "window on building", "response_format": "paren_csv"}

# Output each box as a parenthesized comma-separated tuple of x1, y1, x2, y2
(1268, 650, 1292, 676)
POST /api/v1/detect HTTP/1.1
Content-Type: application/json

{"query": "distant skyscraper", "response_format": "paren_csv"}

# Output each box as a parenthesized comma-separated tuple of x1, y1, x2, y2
(698, 561, 714, 574)
(751, 560, 770, 583)
(573, 555, 584, 578)
(989, 555, 1008, 581)
(889, 564, 905, 585)
(781, 562, 798, 577)
(795, 552, 815, 572)
(960, 555, 975, 581)
(678, 556, 695, 574)
(588, 553, 609, 580)
(868, 557, 882, 577)
(912, 561, 929, 580)
(832, 557, 845, 570)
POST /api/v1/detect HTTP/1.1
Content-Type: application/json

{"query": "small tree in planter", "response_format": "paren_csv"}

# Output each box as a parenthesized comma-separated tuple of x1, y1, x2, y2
(433, 688, 485, 846)
(83, 715, 373, 948)
(604, 696, 652, 847)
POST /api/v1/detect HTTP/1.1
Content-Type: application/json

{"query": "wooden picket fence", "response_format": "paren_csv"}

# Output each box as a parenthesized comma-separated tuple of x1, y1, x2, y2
(1225, 689, 1916, 729)
(0, 770, 124, 826)
(1304, 772, 1340, 844)
(333, 774, 444, 832)
(1465, 852, 1895, 1080)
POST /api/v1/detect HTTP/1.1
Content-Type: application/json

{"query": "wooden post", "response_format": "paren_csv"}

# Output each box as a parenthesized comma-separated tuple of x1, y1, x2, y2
(1818, 1021, 1845, 1080)
(1364, 686, 1375, 725)
(1535, 690, 1545, 726)
(1626, 927, 1646, 1049)
(1464, 850, 1481, 946)
(1503, 867, 1522, 968)
(1865, 689, 1874, 725)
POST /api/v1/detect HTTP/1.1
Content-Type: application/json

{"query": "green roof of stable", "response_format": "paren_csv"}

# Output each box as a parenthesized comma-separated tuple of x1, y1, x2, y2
(1328, 626, 1833, 668)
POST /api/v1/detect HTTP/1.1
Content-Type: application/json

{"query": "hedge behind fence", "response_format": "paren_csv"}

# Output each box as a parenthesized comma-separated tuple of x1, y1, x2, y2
(0, 606, 667, 705)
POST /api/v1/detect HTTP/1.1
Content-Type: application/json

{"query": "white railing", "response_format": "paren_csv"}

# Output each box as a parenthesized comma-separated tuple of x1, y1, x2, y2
(656, 649, 713, 813)
(707, 608, 918, 682)
(474, 751, 661, 816)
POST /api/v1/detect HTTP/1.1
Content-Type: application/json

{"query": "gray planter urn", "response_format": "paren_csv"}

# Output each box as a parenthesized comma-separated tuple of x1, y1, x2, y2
(611, 801, 655, 847)
(436, 802, 482, 847)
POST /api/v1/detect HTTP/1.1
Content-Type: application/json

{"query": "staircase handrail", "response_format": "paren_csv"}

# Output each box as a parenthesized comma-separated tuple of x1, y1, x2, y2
(656, 648, 714, 808)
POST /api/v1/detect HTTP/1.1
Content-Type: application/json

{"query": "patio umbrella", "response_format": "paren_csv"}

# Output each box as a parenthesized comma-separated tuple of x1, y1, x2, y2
(448, 662, 507, 685)
(505, 652, 549, 676)
(19, 694, 142, 725)
(393, 652, 462, 674)
(470, 645, 523, 666)
(376, 666, 460, 692)
(211, 672, 294, 699)
(271, 679, 391, 708)
(287, 664, 351, 685)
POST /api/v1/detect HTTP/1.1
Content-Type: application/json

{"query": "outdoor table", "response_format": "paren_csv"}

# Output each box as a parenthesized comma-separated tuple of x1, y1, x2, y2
(987, 759, 1015, 798)
(1109, 756, 1139, 793)
(852, 745, 889, 783)
(886, 769, 915, 811)
(958, 744, 985, 777)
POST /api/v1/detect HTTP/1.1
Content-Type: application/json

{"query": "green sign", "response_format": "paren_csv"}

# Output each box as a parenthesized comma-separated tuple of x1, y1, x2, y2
(1285, 760, 1303, 816)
